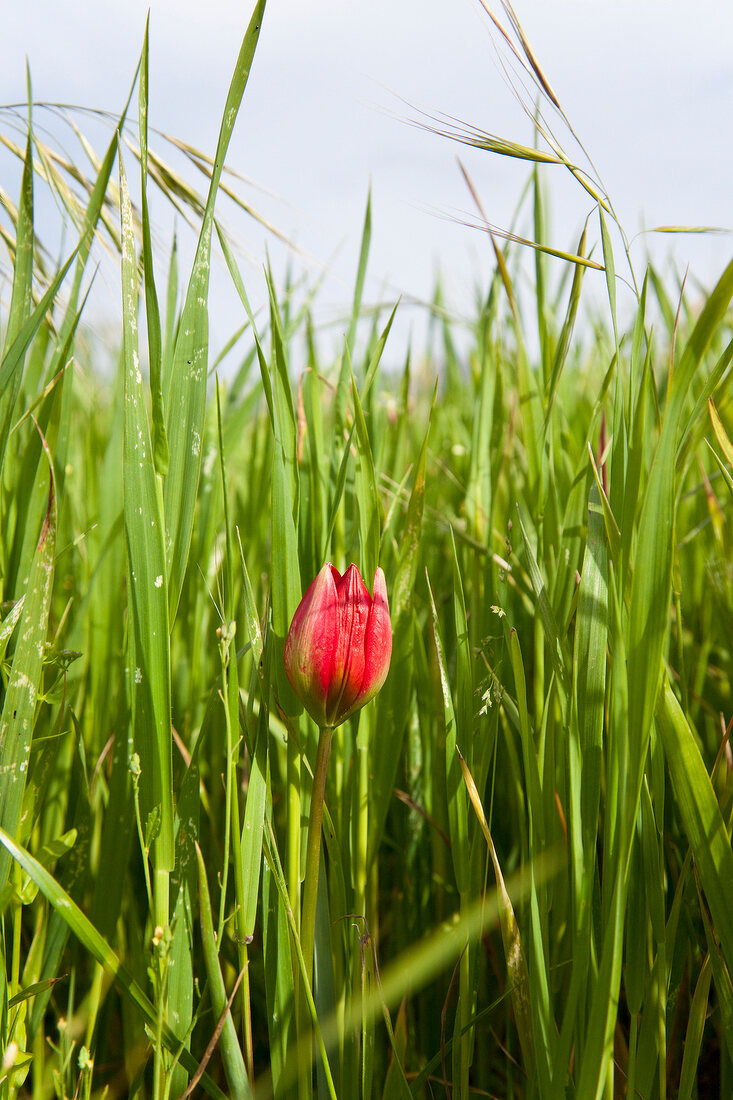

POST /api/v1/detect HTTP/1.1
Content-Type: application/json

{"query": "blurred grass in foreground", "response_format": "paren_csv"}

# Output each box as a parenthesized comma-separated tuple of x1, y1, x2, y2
(3, 4, 733, 1099)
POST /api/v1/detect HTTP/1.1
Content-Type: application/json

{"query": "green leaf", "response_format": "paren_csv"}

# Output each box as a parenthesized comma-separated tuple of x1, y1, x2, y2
(677, 955, 712, 1100)
(543, 225, 588, 425)
(426, 571, 469, 895)
(18, 828, 76, 905)
(0, 474, 55, 891)
(368, 400, 432, 863)
(164, 0, 267, 624)
(241, 707, 268, 938)
(196, 844, 252, 1100)
(119, 145, 174, 874)
(457, 748, 534, 1077)
(515, 502, 566, 691)
(573, 482, 608, 847)
(139, 16, 169, 476)
(351, 375, 380, 583)
(0, 109, 34, 475)
(656, 678, 733, 978)
(346, 188, 372, 357)
(0, 247, 78, 405)
(0, 827, 227, 1100)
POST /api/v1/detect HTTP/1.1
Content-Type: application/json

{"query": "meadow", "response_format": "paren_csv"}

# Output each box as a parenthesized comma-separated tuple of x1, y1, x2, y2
(2, 3, 733, 1098)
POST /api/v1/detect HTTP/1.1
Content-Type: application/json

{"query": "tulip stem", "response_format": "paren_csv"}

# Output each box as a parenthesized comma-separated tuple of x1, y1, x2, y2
(301, 724, 334, 992)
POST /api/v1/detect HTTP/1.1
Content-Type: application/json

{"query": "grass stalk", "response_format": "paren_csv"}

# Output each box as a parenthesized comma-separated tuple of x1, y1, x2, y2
(302, 724, 334, 991)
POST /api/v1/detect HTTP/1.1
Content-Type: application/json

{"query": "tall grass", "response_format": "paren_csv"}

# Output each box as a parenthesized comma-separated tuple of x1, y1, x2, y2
(2, 3, 733, 1099)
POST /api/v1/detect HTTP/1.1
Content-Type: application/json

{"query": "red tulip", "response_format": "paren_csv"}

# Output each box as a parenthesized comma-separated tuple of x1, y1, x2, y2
(284, 563, 392, 727)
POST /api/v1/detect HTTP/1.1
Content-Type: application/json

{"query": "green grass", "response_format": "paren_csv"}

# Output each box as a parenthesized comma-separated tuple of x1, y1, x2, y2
(2, 4, 733, 1099)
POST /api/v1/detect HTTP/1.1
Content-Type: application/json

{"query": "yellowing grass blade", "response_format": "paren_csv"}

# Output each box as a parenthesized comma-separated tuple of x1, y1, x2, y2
(708, 396, 733, 467)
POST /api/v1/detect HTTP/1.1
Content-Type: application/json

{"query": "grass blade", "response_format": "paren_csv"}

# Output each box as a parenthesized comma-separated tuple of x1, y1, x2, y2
(0, 473, 55, 890)
(0, 101, 34, 475)
(656, 678, 733, 977)
(164, 0, 266, 623)
(0, 827, 227, 1098)
(195, 844, 251, 1100)
(139, 16, 169, 476)
(119, 145, 174, 881)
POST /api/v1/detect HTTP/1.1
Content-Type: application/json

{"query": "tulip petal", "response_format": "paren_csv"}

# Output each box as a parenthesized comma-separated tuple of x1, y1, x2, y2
(326, 564, 370, 725)
(339, 567, 392, 723)
(284, 563, 340, 726)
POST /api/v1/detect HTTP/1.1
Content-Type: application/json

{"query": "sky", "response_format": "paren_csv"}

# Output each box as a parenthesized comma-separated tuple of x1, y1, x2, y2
(2, 0, 733, 368)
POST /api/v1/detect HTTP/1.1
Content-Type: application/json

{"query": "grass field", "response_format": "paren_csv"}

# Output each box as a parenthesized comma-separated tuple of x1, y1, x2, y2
(2, 4, 733, 1098)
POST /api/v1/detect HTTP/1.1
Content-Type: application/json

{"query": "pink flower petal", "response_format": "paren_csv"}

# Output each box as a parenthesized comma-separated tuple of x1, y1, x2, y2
(339, 567, 392, 723)
(284, 563, 340, 726)
(326, 564, 370, 724)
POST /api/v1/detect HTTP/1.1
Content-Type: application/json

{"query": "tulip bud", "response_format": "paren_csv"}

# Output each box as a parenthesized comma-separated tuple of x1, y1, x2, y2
(284, 563, 392, 728)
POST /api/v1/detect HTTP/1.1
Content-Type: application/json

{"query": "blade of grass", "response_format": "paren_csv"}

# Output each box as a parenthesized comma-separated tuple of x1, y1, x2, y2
(0, 468, 55, 891)
(457, 748, 534, 1077)
(346, 188, 371, 357)
(0, 89, 34, 476)
(139, 16, 169, 476)
(543, 225, 588, 428)
(195, 844, 252, 1100)
(426, 570, 469, 896)
(164, 0, 266, 624)
(656, 678, 733, 976)
(0, 826, 227, 1099)
(119, 145, 174, 895)
(677, 954, 712, 1100)
(368, 396, 433, 864)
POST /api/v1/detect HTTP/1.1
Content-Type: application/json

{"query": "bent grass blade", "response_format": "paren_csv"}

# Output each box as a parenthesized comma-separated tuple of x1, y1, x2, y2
(0, 827, 227, 1100)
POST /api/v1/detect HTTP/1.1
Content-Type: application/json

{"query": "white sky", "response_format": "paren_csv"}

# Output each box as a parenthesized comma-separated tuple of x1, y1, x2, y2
(3, 0, 733, 367)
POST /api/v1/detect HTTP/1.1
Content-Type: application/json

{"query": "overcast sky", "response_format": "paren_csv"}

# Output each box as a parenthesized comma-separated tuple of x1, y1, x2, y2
(3, 1, 733, 365)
